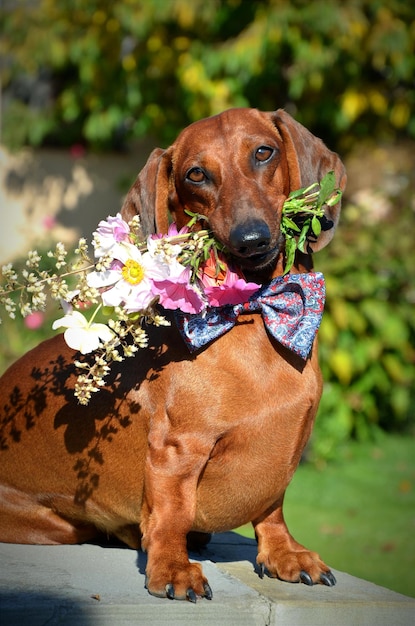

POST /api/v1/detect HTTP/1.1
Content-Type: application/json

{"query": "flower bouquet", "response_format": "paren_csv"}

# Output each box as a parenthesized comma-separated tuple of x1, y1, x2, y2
(0, 172, 341, 404)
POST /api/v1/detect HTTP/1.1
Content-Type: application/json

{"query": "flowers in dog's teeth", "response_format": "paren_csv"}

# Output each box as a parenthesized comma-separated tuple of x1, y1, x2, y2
(0, 173, 341, 404)
(199, 250, 260, 307)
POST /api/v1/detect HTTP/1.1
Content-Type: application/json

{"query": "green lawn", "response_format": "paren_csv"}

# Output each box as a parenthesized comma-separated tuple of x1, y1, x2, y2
(235, 433, 415, 599)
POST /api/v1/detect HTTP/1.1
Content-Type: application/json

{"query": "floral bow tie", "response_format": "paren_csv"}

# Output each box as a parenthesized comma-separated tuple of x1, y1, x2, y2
(175, 272, 326, 359)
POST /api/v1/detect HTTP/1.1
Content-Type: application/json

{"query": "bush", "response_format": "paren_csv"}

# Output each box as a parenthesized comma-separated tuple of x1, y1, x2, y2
(312, 149, 415, 461)
(2, 0, 414, 151)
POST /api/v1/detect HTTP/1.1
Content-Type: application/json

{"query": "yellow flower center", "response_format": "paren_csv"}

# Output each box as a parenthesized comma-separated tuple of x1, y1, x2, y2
(121, 259, 145, 285)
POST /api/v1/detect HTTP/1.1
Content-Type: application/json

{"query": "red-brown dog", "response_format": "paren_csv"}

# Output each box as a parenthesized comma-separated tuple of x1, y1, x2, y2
(0, 108, 346, 601)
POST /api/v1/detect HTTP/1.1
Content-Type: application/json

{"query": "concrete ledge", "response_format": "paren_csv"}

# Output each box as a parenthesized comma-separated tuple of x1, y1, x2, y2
(1, 533, 413, 625)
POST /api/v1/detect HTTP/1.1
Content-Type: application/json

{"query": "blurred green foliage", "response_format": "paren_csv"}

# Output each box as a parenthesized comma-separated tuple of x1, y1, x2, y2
(1, 0, 414, 460)
(313, 175, 415, 461)
(1, 0, 414, 151)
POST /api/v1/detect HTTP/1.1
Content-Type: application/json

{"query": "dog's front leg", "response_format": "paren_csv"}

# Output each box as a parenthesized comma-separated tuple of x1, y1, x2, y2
(141, 426, 213, 601)
(253, 496, 336, 587)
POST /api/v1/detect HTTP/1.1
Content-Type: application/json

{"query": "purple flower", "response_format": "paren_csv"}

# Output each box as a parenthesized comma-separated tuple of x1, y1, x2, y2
(92, 213, 131, 258)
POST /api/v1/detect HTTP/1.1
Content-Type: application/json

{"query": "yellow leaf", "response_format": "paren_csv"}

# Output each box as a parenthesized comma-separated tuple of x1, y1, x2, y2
(341, 90, 368, 123)
(390, 102, 410, 129)
(330, 300, 349, 330)
(329, 349, 353, 385)
(368, 90, 388, 116)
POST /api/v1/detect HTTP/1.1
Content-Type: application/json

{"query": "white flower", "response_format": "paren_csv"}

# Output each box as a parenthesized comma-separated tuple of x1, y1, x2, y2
(87, 241, 169, 312)
(52, 309, 115, 354)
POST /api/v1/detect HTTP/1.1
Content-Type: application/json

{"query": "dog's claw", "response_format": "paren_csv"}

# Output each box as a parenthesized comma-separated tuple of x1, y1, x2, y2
(203, 582, 213, 600)
(299, 570, 314, 586)
(320, 571, 336, 587)
(186, 588, 197, 603)
(258, 563, 265, 579)
(166, 583, 175, 599)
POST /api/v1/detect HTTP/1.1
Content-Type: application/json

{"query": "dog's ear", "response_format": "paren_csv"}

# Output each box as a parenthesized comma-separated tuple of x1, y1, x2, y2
(120, 147, 172, 236)
(271, 109, 347, 251)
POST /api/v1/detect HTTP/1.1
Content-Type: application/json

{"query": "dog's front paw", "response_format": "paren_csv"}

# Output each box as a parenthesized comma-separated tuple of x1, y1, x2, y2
(145, 561, 213, 602)
(257, 545, 336, 587)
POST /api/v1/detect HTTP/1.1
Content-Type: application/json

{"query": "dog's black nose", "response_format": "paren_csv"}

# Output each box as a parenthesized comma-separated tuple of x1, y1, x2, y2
(229, 220, 271, 256)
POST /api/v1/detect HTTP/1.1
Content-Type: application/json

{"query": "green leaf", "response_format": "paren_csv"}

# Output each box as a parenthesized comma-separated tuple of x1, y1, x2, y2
(282, 216, 301, 232)
(287, 185, 308, 199)
(311, 215, 322, 236)
(327, 189, 342, 207)
(283, 238, 296, 274)
(317, 171, 336, 206)
(298, 229, 308, 252)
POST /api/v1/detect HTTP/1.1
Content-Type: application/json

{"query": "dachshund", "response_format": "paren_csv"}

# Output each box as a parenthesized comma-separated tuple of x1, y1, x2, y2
(0, 108, 346, 601)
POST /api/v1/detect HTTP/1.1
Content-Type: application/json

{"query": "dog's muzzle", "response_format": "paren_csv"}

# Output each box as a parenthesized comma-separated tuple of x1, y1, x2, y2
(229, 220, 278, 270)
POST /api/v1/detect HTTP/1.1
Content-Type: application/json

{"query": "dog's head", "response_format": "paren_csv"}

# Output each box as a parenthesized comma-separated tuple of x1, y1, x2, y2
(121, 108, 346, 276)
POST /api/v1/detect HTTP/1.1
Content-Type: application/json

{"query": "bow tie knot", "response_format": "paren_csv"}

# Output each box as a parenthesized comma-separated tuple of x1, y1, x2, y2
(175, 272, 325, 359)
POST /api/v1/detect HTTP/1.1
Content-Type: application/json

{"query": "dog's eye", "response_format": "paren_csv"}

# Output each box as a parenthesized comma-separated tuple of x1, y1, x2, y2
(255, 146, 274, 163)
(186, 167, 207, 183)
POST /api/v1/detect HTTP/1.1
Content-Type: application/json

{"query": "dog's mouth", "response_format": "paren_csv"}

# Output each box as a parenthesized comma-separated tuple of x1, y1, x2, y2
(230, 245, 280, 273)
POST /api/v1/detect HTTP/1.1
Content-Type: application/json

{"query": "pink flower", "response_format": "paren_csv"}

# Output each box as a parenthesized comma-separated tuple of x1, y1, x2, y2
(152, 266, 205, 314)
(199, 251, 260, 307)
(203, 276, 260, 307)
(24, 311, 45, 330)
(149, 223, 190, 241)
(42, 215, 56, 231)
(92, 213, 131, 258)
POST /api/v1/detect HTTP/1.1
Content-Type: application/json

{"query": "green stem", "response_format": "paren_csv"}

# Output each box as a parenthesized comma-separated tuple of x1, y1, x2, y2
(88, 303, 102, 326)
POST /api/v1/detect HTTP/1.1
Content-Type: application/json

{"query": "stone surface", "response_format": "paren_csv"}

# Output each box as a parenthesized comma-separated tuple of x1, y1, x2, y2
(1, 533, 414, 626)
